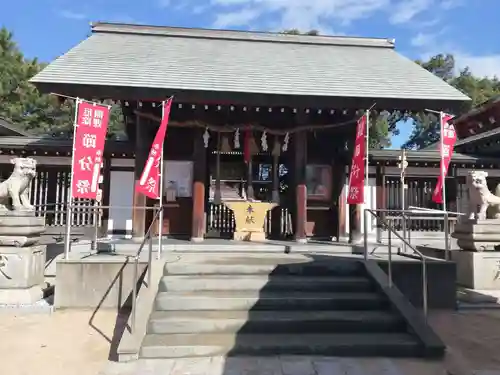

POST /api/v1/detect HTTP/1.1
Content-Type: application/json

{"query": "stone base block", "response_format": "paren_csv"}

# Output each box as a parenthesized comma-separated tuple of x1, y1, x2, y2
(452, 250, 500, 290)
(0, 245, 46, 303)
(452, 220, 500, 251)
(233, 231, 267, 242)
(457, 287, 500, 304)
(0, 285, 44, 304)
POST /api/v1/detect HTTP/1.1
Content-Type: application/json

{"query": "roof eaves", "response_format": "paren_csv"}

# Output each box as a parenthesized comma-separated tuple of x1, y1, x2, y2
(369, 149, 496, 163)
(455, 126, 500, 147)
(453, 95, 500, 125)
(0, 117, 32, 137)
(0, 136, 131, 151)
(90, 22, 396, 48)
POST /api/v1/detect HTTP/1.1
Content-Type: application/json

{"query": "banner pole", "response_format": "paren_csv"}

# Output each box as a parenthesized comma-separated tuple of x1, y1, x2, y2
(157, 101, 165, 260)
(440, 111, 450, 260)
(64, 98, 80, 260)
(440, 111, 447, 213)
(365, 110, 370, 193)
(364, 110, 370, 236)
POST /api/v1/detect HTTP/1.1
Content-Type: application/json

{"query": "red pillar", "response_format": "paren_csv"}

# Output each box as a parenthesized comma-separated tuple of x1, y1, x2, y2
(132, 108, 148, 239)
(191, 129, 206, 242)
(294, 131, 307, 243)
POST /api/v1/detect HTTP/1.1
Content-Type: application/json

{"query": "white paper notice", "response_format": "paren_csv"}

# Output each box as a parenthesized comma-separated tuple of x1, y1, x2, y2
(164, 161, 193, 197)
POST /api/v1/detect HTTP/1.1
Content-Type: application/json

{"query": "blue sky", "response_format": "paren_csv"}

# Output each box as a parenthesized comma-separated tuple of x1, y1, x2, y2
(2, 0, 499, 148)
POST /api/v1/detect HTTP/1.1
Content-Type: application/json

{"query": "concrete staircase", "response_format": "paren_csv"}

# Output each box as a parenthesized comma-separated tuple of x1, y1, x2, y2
(139, 255, 443, 358)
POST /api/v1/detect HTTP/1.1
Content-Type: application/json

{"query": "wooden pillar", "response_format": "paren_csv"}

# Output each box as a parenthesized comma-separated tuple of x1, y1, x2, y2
(101, 156, 112, 223)
(45, 168, 59, 226)
(448, 165, 459, 212)
(269, 144, 281, 239)
(214, 132, 222, 204)
(375, 165, 385, 241)
(349, 204, 362, 244)
(191, 129, 206, 242)
(271, 148, 280, 203)
(375, 165, 385, 210)
(132, 110, 148, 239)
(246, 158, 255, 200)
(334, 163, 347, 241)
(294, 131, 307, 243)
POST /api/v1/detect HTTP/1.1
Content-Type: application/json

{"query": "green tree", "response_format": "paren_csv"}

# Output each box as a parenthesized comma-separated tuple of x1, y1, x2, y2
(403, 54, 500, 149)
(0, 27, 125, 138)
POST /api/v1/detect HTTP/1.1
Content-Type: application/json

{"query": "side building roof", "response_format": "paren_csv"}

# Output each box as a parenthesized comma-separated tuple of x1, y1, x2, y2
(1, 136, 499, 167)
(0, 117, 32, 137)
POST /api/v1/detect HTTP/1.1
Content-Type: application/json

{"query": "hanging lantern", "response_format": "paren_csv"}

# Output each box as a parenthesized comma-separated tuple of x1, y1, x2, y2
(203, 128, 210, 148)
(221, 135, 232, 153)
(261, 131, 268, 151)
(234, 128, 240, 148)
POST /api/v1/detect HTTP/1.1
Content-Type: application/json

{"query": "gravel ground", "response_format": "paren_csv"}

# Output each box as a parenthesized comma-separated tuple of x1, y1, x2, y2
(0, 309, 126, 375)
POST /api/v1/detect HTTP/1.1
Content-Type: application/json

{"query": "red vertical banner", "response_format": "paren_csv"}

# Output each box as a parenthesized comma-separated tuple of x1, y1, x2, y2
(432, 113, 456, 204)
(71, 100, 110, 199)
(347, 115, 367, 204)
(135, 98, 173, 199)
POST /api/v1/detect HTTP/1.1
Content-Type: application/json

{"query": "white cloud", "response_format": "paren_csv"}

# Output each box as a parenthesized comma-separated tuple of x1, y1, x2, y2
(410, 32, 500, 78)
(194, 0, 465, 34)
(56, 9, 139, 25)
(58, 10, 87, 20)
(213, 8, 260, 28)
(410, 32, 434, 47)
(389, 0, 432, 24)
(155, 0, 500, 80)
(440, 0, 463, 9)
(209, 0, 391, 32)
(455, 53, 500, 78)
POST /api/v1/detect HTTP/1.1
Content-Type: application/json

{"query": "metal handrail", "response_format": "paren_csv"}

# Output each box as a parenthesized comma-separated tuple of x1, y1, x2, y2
(371, 208, 462, 215)
(372, 208, 461, 261)
(130, 207, 163, 334)
(364, 208, 447, 317)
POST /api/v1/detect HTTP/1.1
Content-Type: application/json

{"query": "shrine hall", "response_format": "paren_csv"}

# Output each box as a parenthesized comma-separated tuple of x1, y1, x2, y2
(29, 22, 470, 243)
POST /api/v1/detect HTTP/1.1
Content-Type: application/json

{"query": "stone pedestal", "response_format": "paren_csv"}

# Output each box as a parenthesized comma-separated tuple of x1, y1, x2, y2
(452, 219, 500, 252)
(0, 215, 46, 304)
(452, 250, 500, 290)
(451, 219, 500, 290)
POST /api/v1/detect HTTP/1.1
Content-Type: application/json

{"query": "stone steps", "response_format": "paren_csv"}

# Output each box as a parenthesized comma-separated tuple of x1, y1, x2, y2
(164, 260, 365, 277)
(154, 291, 389, 311)
(147, 310, 406, 334)
(140, 333, 422, 358)
(140, 255, 442, 359)
(158, 275, 373, 293)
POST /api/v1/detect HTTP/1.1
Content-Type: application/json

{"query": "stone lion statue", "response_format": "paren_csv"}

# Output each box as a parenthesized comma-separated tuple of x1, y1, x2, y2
(0, 157, 37, 212)
(467, 170, 500, 220)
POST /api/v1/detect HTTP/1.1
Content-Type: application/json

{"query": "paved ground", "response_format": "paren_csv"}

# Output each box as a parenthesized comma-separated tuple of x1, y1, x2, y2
(0, 309, 124, 375)
(428, 309, 500, 374)
(2, 307, 500, 374)
(100, 356, 450, 375)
